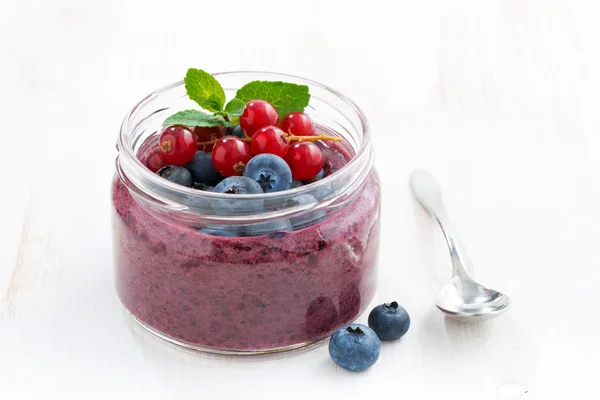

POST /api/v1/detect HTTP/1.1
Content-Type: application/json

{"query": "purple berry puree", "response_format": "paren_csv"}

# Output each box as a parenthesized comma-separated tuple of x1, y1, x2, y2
(112, 142, 380, 351)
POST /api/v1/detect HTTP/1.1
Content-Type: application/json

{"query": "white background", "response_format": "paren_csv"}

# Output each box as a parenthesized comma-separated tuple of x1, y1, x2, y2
(1, 0, 600, 398)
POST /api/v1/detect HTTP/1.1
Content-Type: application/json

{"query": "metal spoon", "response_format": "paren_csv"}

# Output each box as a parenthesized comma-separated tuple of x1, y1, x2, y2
(410, 169, 511, 321)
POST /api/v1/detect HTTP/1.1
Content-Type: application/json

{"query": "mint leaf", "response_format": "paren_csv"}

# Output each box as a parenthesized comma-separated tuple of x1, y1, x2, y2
(224, 98, 246, 117)
(233, 81, 310, 119)
(163, 110, 235, 128)
(184, 69, 226, 112)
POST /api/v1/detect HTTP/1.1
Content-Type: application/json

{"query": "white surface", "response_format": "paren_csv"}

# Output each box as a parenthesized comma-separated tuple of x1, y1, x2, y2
(1, 0, 599, 398)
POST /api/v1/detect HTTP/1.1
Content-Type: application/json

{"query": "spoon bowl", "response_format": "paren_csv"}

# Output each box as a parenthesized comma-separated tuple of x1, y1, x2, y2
(410, 169, 511, 321)
(435, 277, 511, 321)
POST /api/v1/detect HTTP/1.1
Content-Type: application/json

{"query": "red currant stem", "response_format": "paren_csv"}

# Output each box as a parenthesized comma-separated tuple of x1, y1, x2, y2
(289, 134, 342, 142)
(197, 138, 251, 147)
(197, 133, 341, 148)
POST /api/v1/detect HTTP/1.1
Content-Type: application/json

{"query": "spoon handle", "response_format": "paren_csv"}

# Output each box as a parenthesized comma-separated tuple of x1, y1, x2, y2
(409, 169, 473, 280)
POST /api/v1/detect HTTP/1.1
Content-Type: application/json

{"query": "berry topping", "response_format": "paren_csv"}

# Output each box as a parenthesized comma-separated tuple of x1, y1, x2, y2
(184, 151, 223, 186)
(285, 142, 324, 180)
(329, 324, 381, 372)
(159, 126, 197, 165)
(214, 176, 264, 195)
(213, 176, 264, 214)
(157, 165, 193, 187)
(226, 125, 246, 138)
(239, 100, 279, 137)
(243, 154, 292, 193)
(288, 194, 327, 229)
(145, 147, 168, 173)
(193, 126, 224, 152)
(212, 136, 253, 177)
(280, 112, 315, 136)
(251, 126, 291, 158)
(303, 168, 326, 184)
(367, 302, 411, 341)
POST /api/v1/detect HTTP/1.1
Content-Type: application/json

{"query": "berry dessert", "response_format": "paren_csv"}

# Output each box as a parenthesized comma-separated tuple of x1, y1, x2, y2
(112, 69, 381, 352)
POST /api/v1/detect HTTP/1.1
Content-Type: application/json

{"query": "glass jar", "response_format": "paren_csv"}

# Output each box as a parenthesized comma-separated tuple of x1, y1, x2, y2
(112, 72, 380, 354)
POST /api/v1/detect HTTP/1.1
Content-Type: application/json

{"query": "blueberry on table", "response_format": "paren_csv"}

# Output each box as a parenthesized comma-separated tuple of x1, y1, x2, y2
(184, 151, 223, 186)
(368, 301, 411, 341)
(243, 154, 292, 193)
(157, 165, 193, 187)
(329, 324, 381, 372)
(213, 176, 264, 214)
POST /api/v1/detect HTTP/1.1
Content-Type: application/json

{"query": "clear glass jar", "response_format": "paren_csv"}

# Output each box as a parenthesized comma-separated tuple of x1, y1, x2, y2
(112, 72, 380, 354)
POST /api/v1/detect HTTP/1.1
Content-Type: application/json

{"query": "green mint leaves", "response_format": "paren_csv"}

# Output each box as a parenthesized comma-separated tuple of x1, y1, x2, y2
(229, 81, 310, 119)
(184, 69, 226, 113)
(164, 68, 311, 128)
(223, 98, 246, 117)
(162, 110, 235, 128)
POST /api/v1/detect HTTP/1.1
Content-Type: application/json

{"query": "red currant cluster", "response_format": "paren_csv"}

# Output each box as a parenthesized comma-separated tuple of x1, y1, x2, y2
(214, 100, 339, 180)
(148, 100, 341, 184)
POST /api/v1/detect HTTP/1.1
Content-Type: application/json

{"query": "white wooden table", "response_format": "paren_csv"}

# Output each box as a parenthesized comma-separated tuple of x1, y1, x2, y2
(1, 0, 599, 398)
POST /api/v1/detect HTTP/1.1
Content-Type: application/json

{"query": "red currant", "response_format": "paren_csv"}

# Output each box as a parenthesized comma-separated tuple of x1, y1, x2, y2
(145, 147, 168, 172)
(251, 126, 290, 158)
(285, 142, 324, 180)
(194, 126, 224, 152)
(280, 112, 315, 136)
(212, 136, 253, 176)
(159, 125, 197, 165)
(239, 100, 279, 137)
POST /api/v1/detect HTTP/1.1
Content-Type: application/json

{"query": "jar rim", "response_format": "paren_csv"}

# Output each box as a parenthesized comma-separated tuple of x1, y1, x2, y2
(118, 71, 371, 200)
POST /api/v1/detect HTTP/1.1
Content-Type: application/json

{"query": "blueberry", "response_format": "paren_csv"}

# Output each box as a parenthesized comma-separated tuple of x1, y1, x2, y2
(329, 324, 381, 372)
(246, 218, 292, 237)
(157, 165, 193, 187)
(302, 168, 326, 184)
(184, 151, 223, 186)
(290, 179, 304, 189)
(193, 182, 216, 192)
(213, 176, 264, 214)
(199, 225, 244, 237)
(368, 301, 411, 341)
(243, 154, 292, 193)
(226, 125, 245, 138)
(289, 194, 327, 229)
(214, 176, 263, 195)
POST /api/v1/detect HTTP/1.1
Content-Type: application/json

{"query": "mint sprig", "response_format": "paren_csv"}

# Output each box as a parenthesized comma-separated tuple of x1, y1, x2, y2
(184, 69, 226, 113)
(228, 81, 310, 119)
(223, 98, 246, 117)
(162, 110, 235, 128)
(163, 69, 311, 128)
